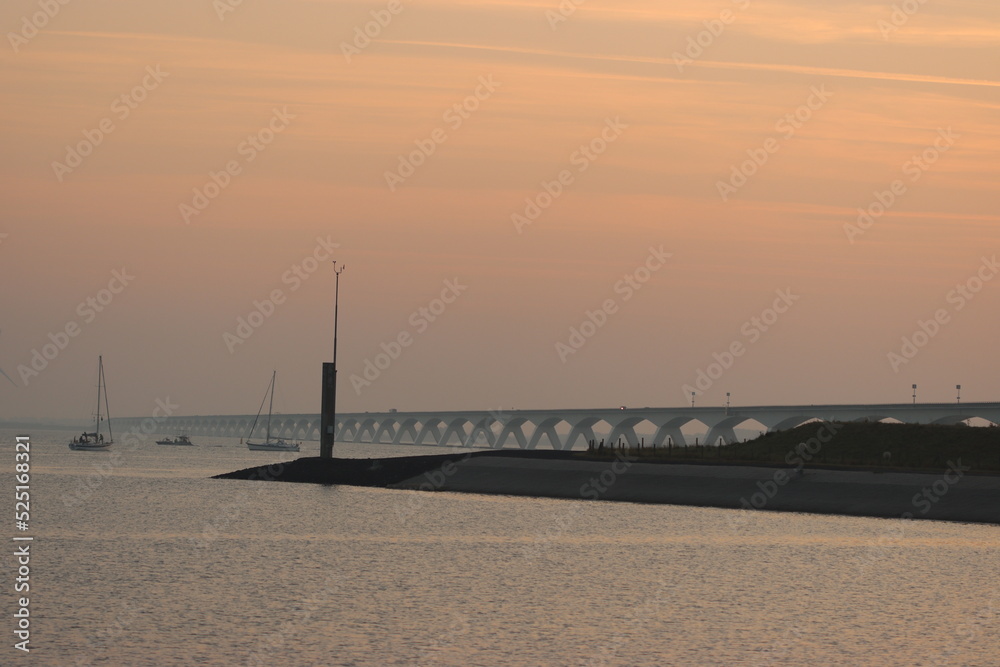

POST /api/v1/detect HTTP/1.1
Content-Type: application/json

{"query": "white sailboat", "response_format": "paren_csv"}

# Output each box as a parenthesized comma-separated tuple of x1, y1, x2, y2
(69, 356, 113, 451)
(245, 371, 300, 452)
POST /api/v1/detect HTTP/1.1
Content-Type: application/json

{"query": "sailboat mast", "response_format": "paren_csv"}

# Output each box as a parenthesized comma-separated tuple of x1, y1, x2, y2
(266, 370, 275, 442)
(102, 359, 113, 443)
(95, 355, 103, 435)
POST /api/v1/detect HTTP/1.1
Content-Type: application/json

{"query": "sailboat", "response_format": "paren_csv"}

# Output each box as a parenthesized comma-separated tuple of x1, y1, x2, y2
(69, 356, 113, 451)
(245, 371, 300, 452)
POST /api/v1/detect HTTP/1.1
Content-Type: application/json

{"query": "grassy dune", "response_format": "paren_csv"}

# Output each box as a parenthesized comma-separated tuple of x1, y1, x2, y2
(580, 422, 1000, 473)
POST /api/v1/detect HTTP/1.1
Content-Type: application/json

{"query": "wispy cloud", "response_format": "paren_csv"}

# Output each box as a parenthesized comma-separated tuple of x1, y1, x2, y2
(381, 39, 1000, 90)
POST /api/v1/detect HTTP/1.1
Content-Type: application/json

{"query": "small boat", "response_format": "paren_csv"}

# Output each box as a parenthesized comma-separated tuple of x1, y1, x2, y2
(69, 356, 113, 451)
(245, 370, 300, 452)
(156, 435, 194, 446)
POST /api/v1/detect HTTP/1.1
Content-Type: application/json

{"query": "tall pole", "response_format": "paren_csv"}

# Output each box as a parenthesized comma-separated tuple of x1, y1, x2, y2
(334, 263, 343, 369)
(912, 384, 917, 405)
(320, 262, 345, 459)
(956, 384, 961, 405)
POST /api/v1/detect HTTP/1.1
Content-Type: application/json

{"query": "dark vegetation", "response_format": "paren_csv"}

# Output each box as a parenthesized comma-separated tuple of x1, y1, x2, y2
(578, 421, 1000, 473)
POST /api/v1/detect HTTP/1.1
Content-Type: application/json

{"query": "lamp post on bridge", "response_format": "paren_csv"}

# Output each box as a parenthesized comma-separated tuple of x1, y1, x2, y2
(320, 261, 346, 459)
(957, 384, 961, 405)
(912, 384, 917, 405)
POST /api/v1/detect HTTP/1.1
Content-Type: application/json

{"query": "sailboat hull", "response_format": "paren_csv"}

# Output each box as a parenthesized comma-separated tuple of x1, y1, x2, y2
(69, 441, 112, 451)
(246, 440, 300, 452)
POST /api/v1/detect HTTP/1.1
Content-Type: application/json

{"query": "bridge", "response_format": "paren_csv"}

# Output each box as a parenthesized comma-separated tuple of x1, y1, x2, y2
(113, 402, 1000, 449)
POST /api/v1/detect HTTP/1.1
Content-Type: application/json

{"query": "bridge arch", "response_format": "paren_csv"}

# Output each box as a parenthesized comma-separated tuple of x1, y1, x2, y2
(651, 417, 691, 447)
(704, 416, 767, 446)
(564, 417, 603, 450)
(526, 417, 571, 450)
(606, 417, 645, 448)
(356, 418, 379, 442)
(436, 418, 471, 446)
(338, 418, 361, 441)
(391, 418, 421, 445)
(851, 415, 890, 425)
(495, 418, 529, 449)
(414, 419, 445, 446)
(764, 415, 828, 432)
(465, 417, 498, 448)
(373, 418, 399, 444)
(932, 414, 975, 426)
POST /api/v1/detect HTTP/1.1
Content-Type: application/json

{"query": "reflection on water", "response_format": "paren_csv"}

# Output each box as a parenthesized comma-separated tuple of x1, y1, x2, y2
(6, 430, 999, 666)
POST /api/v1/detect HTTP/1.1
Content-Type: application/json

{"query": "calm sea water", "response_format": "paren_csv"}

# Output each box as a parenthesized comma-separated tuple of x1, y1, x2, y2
(2, 429, 998, 666)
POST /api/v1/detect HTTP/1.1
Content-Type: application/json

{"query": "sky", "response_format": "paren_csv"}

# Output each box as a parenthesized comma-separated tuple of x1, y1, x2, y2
(1, 0, 998, 421)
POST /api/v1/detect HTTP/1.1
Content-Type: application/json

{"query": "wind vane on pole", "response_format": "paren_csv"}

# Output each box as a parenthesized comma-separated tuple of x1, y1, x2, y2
(320, 261, 345, 459)
(333, 261, 345, 364)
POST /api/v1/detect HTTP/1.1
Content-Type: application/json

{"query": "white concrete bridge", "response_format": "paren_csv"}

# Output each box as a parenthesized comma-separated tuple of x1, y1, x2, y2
(114, 402, 1000, 449)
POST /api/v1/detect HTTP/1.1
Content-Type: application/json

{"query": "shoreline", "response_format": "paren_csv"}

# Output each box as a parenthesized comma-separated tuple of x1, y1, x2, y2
(214, 450, 1000, 525)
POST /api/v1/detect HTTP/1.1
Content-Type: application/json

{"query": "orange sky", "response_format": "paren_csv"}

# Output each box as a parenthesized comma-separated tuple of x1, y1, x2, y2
(2, 0, 999, 420)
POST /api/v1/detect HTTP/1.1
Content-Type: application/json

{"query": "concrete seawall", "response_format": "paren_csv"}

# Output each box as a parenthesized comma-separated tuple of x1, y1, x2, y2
(216, 451, 1000, 524)
(389, 454, 1000, 524)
